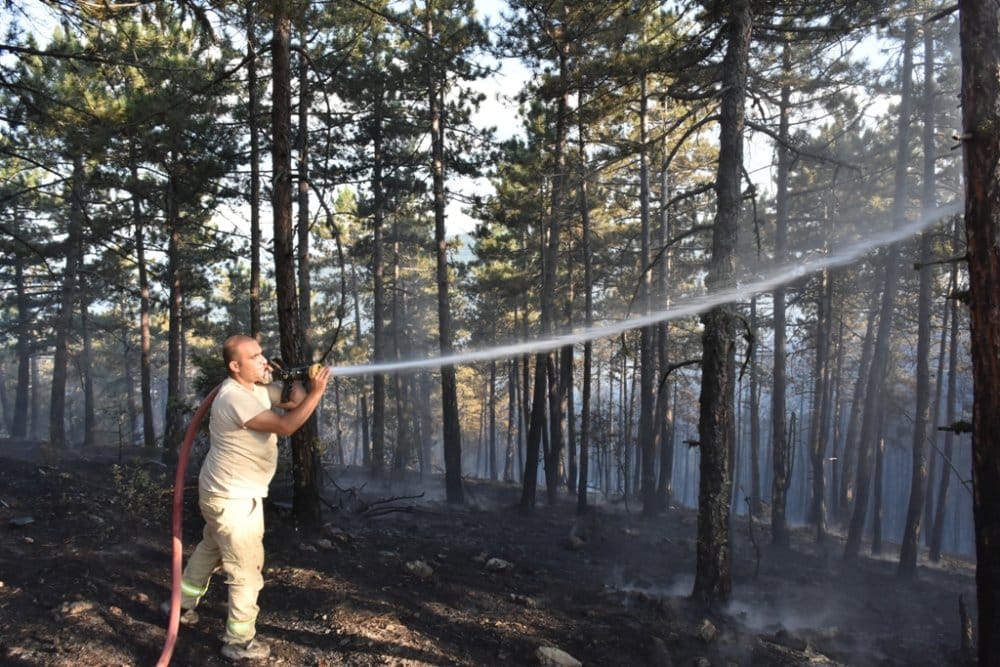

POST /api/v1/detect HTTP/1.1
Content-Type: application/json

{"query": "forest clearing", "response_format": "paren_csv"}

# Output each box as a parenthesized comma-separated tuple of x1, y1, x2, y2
(0, 442, 978, 666)
(2, 0, 1000, 665)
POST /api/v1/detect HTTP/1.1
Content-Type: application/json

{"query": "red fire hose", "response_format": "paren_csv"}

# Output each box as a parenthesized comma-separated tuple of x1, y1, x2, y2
(156, 384, 220, 667)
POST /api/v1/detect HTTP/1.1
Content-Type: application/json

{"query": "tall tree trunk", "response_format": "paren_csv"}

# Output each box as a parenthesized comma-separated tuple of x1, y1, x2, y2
(930, 247, 960, 561)
(426, 9, 463, 504)
(489, 360, 498, 480)
(129, 151, 156, 450)
(370, 86, 387, 476)
(542, 23, 570, 506)
(808, 269, 832, 542)
(748, 296, 761, 516)
(293, 37, 324, 516)
(638, 70, 657, 516)
(837, 274, 880, 523)
(770, 41, 793, 547)
(578, 103, 593, 513)
(80, 296, 96, 448)
(872, 426, 886, 555)
(163, 171, 186, 461)
(844, 16, 915, 561)
(49, 155, 85, 450)
(693, 0, 751, 605)
(272, 7, 321, 530)
(350, 265, 372, 467)
(958, 0, 1000, 660)
(12, 253, 30, 438)
(899, 18, 938, 576)
(247, 3, 262, 338)
(656, 138, 675, 509)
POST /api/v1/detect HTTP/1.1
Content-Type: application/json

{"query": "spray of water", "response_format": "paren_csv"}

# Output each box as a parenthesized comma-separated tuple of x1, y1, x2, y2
(330, 201, 963, 378)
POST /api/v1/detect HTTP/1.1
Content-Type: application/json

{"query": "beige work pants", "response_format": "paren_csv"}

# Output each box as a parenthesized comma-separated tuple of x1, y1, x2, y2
(179, 494, 265, 644)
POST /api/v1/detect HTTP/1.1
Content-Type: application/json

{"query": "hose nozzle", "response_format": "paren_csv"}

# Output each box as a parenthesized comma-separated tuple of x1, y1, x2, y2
(268, 359, 322, 383)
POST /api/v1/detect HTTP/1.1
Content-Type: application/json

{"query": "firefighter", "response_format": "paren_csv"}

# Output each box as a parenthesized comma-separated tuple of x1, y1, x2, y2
(163, 334, 330, 661)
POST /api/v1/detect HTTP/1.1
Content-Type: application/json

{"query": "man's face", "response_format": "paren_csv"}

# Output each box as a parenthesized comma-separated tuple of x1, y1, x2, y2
(231, 340, 270, 385)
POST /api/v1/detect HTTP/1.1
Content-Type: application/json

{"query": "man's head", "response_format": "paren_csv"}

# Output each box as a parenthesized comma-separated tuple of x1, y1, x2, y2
(222, 335, 269, 385)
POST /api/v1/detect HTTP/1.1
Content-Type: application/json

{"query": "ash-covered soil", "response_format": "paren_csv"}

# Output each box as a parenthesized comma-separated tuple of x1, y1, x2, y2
(0, 442, 977, 666)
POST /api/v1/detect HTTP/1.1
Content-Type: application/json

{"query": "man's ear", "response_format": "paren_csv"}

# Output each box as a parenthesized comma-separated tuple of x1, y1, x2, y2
(228, 360, 239, 375)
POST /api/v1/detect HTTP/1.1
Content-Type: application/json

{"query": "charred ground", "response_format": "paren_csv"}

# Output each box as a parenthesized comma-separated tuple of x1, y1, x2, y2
(0, 442, 978, 666)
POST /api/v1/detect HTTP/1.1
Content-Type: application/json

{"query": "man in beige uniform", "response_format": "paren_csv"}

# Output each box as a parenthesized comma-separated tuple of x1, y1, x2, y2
(167, 335, 330, 662)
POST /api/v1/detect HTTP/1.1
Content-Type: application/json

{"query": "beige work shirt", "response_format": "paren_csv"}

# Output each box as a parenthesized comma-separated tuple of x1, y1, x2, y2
(200, 378, 283, 499)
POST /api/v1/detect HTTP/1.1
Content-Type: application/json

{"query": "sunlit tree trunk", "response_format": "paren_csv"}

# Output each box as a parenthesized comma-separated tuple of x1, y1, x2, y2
(247, 3, 262, 338)
(837, 276, 880, 524)
(808, 268, 832, 542)
(293, 33, 324, 504)
(899, 17, 938, 577)
(578, 103, 593, 513)
(543, 34, 570, 506)
(80, 296, 96, 448)
(49, 155, 85, 450)
(271, 6, 321, 530)
(930, 245, 960, 561)
(693, 0, 751, 605)
(638, 70, 657, 516)
(748, 297, 761, 516)
(845, 16, 915, 561)
(426, 8, 464, 504)
(129, 150, 156, 450)
(770, 41, 792, 547)
(163, 170, 186, 461)
(12, 249, 30, 438)
(656, 139, 675, 510)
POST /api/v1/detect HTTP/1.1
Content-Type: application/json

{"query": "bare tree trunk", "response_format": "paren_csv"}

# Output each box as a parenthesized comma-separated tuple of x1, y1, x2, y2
(656, 139, 675, 509)
(748, 297, 761, 516)
(899, 18, 938, 576)
(808, 269, 832, 543)
(958, 0, 1000, 659)
(930, 234, 961, 561)
(272, 7, 321, 530)
(578, 105, 593, 512)
(693, 0, 751, 605)
(638, 71, 657, 516)
(489, 360, 498, 480)
(770, 41, 792, 547)
(351, 266, 372, 467)
(293, 37, 324, 506)
(872, 424, 886, 555)
(246, 3, 262, 338)
(80, 297, 96, 448)
(426, 9, 463, 504)
(838, 276, 880, 523)
(845, 15, 915, 561)
(127, 149, 157, 450)
(49, 156, 85, 451)
(163, 171, 186, 461)
(12, 248, 30, 438)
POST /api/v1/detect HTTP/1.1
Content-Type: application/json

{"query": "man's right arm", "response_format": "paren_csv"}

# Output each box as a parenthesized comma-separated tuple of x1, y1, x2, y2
(245, 366, 331, 437)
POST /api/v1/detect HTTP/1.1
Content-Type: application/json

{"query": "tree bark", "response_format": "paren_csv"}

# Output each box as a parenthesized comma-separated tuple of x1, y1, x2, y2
(844, 15, 915, 561)
(246, 3, 262, 339)
(958, 0, 1000, 661)
(770, 41, 792, 547)
(692, 0, 751, 605)
(271, 6, 321, 530)
(49, 155, 85, 450)
(898, 18, 938, 576)
(426, 8, 464, 504)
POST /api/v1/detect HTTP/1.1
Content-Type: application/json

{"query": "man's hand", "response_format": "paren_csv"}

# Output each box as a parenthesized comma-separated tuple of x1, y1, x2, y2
(247, 366, 332, 437)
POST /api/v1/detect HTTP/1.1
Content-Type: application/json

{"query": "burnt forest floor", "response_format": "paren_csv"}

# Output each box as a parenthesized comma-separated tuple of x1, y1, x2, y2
(0, 440, 979, 667)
